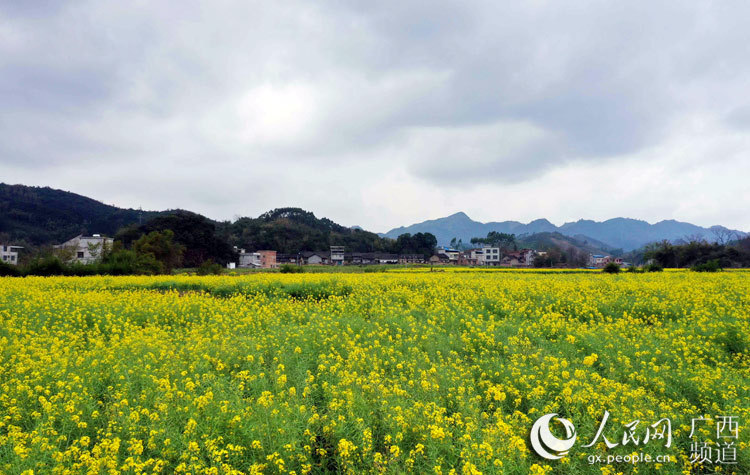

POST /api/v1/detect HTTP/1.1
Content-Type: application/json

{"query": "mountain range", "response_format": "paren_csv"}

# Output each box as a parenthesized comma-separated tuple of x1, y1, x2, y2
(380, 212, 747, 251)
(0, 184, 393, 256)
(2, 183, 746, 253)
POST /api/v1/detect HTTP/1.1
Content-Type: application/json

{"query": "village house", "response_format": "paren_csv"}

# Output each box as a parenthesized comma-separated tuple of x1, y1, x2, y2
(500, 251, 523, 267)
(258, 250, 277, 268)
(330, 246, 345, 266)
(469, 248, 485, 265)
(497, 249, 537, 267)
(375, 254, 399, 264)
(458, 250, 480, 266)
(398, 254, 425, 264)
(589, 254, 612, 267)
(54, 234, 113, 264)
(482, 246, 501, 266)
(351, 252, 378, 265)
(236, 249, 278, 268)
(436, 246, 460, 263)
(519, 248, 537, 266)
(429, 254, 451, 264)
(301, 251, 329, 265)
(237, 249, 259, 268)
(276, 253, 300, 265)
(1, 244, 23, 265)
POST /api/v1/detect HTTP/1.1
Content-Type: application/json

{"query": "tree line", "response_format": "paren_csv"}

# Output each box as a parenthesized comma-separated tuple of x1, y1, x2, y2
(641, 238, 750, 269)
(0, 230, 185, 277)
(1, 210, 439, 276)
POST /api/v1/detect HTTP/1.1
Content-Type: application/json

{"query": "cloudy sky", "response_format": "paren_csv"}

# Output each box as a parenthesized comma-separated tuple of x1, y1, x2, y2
(2, 1, 750, 232)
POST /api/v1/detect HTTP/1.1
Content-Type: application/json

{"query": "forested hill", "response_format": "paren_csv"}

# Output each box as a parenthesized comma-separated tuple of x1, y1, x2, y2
(218, 208, 407, 254)
(0, 183, 160, 245)
(0, 184, 431, 260)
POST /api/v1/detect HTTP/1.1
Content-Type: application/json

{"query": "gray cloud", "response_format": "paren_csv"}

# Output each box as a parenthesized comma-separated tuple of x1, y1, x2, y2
(1, 1, 750, 229)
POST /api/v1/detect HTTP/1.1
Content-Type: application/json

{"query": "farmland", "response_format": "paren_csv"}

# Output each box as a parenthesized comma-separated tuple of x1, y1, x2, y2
(0, 270, 748, 474)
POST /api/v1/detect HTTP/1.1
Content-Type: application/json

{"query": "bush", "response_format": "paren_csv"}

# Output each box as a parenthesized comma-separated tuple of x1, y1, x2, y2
(692, 259, 721, 272)
(101, 249, 164, 275)
(602, 262, 621, 274)
(626, 265, 643, 273)
(197, 260, 224, 276)
(0, 260, 22, 277)
(24, 256, 67, 276)
(644, 263, 663, 272)
(279, 264, 304, 273)
(364, 266, 388, 273)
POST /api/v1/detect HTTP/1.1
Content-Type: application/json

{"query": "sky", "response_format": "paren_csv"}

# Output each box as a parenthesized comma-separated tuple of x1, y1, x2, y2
(2, 1, 750, 233)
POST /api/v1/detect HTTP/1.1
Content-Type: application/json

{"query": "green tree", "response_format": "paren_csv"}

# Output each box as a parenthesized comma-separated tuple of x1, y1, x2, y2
(471, 232, 516, 250)
(393, 233, 438, 257)
(118, 211, 235, 267)
(133, 230, 185, 273)
(602, 262, 621, 273)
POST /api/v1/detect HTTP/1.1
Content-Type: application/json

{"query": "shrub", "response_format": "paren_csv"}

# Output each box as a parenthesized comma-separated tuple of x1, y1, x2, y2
(692, 259, 721, 272)
(644, 263, 664, 272)
(100, 249, 164, 275)
(66, 263, 99, 276)
(602, 262, 621, 274)
(197, 260, 224, 276)
(364, 266, 388, 273)
(280, 264, 304, 273)
(24, 256, 67, 276)
(0, 260, 22, 277)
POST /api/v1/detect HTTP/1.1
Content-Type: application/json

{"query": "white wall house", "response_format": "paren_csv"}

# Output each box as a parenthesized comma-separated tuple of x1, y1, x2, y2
(482, 246, 501, 266)
(330, 246, 345, 265)
(588, 254, 611, 267)
(469, 248, 485, 264)
(1, 244, 23, 265)
(54, 234, 113, 264)
(520, 249, 537, 266)
(238, 251, 262, 268)
(436, 246, 460, 263)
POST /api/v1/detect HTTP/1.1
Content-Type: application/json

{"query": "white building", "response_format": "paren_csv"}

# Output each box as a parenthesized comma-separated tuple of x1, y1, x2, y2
(482, 247, 501, 266)
(469, 248, 485, 264)
(236, 249, 277, 268)
(436, 246, 460, 263)
(589, 254, 611, 268)
(377, 254, 399, 264)
(519, 249, 537, 266)
(237, 249, 261, 268)
(330, 246, 345, 266)
(54, 234, 113, 264)
(1, 244, 23, 265)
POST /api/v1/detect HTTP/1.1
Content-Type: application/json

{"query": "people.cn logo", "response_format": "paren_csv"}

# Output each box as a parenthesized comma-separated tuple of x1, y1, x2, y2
(530, 413, 577, 460)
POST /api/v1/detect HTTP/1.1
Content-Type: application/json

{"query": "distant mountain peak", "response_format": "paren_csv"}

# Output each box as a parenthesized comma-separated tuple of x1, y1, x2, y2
(381, 213, 747, 251)
(529, 218, 553, 225)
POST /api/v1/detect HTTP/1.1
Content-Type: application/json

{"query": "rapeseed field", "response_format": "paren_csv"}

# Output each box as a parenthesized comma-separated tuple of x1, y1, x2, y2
(0, 271, 748, 474)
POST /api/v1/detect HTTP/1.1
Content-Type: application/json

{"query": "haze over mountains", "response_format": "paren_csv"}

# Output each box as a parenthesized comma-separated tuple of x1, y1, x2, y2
(381, 212, 747, 251)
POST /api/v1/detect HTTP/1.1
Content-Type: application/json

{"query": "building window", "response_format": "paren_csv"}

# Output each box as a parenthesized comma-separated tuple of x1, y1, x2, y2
(77, 251, 85, 258)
